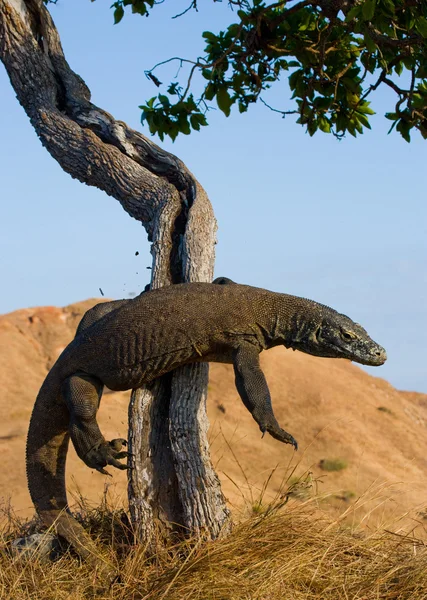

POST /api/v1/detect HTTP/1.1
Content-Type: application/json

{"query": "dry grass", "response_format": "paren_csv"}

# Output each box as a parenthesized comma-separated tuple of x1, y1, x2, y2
(1, 489, 427, 600)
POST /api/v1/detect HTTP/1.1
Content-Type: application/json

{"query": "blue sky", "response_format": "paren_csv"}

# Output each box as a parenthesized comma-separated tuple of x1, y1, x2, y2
(0, 0, 426, 392)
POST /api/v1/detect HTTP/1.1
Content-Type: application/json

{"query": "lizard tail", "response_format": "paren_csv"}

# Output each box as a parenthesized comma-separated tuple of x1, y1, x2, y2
(26, 369, 113, 574)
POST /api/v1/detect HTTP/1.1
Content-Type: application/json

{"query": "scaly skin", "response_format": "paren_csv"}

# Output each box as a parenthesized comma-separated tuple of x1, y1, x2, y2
(26, 280, 386, 574)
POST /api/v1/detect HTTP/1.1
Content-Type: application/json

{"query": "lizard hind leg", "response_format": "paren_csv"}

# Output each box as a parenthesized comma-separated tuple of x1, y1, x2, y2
(27, 371, 114, 578)
(62, 372, 130, 474)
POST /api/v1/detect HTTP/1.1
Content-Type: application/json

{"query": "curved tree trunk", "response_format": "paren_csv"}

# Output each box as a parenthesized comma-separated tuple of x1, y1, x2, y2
(0, 0, 230, 545)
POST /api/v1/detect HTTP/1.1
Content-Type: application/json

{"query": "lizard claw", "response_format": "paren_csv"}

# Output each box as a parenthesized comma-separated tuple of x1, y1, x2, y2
(271, 427, 298, 450)
(96, 467, 113, 477)
(259, 423, 298, 450)
(85, 439, 130, 473)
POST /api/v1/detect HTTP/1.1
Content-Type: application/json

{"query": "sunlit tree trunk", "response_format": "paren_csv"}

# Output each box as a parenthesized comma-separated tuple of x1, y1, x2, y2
(0, 0, 230, 544)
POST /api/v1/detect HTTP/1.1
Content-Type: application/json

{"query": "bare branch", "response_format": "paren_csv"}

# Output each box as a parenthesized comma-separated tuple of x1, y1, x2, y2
(383, 77, 409, 96)
(146, 55, 202, 73)
(366, 23, 423, 49)
(259, 96, 298, 116)
(172, 0, 197, 19)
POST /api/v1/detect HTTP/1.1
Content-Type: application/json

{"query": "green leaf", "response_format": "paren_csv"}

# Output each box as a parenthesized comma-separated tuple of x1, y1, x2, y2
(132, 2, 146, 15)
(158, 94, 170, 107)
(354, 119, 363, 134)
(363, 32, 377, 54)
(204, 84, 216, 101)
(145, 97, 156, 109)
(347, 125, 357, 137)
(298, 10, 312, 32)
(318, 117, 331, 133)
(178, 115, 191, 135)
(342, 77, 360, 93)
(228, 23, 241, 38)
(336, 114, 348, 132)
(380, 0, 395, 14)
(216, 86, 233, 117)
(395, 61, 403, 76)
(114, 5, 124, 24)
(181, 121, 191, 135)
(167, 83, 180, 96)
(289, 70, 302, 92)
(203, 31, 217, 42)
(402, 56, 414, 70)
(196, 114, 208, 127)
(345, 5, 361, 21)
(411, 93, 424, 109)
(396, 119, 411, 142)
(307, 120, 317, 136)
(202, 69, 213, 81)
(357, 102, 375, 115)
(362, 0, 376, 21)
(190, 114, 201, 131)
(313, 96, 333, 110)
(168, 123, 179, 142)
(355, 112, 371, 129)
(415, 16, 427, 38)
(189, 113, 208, 131)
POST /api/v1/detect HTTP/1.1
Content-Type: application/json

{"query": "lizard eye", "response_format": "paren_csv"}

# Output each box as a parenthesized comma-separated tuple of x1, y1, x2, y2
(341, 330, 353, 341)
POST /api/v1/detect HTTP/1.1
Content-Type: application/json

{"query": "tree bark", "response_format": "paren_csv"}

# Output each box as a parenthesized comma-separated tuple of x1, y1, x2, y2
(0, 0, 230, 544)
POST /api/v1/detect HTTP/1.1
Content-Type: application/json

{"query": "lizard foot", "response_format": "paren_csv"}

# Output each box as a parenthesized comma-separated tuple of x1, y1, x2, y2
(251, 407, 298, 450)
(261, 425, 298, 450)
(85, 439, 131, 475)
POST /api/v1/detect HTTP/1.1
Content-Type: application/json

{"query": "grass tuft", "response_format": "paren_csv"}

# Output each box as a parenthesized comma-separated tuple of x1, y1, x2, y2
(2, 491, 427, 600)
(319, 458, 348, 472)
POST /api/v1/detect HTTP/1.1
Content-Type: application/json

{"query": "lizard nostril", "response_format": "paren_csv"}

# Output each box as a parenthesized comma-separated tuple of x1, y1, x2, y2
(374, 348, 387, 363)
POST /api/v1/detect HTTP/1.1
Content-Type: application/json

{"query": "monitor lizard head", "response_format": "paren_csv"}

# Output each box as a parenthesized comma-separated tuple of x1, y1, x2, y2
(289, 304, 387, 367)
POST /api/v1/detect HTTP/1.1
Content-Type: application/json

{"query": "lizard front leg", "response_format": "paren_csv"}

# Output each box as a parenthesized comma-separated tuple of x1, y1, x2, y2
(233, 344, 298, 449)
(62, 372, 129, 475)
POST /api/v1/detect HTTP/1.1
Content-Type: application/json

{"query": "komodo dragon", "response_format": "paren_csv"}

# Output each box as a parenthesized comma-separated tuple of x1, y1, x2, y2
(26, 279, 386, 570)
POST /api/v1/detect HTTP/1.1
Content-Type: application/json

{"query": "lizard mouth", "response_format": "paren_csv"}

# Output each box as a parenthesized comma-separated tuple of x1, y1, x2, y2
(347, 345, 387, 367)
(361, 347, 387, 366)
(289, 341, 387, 367)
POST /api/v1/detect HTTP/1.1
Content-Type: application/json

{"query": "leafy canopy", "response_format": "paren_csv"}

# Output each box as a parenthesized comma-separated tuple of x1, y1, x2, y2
(106, 1, 427, 141)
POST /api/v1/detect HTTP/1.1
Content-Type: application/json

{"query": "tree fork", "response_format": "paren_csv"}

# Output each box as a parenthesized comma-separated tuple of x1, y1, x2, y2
(0, 0, 230, 547)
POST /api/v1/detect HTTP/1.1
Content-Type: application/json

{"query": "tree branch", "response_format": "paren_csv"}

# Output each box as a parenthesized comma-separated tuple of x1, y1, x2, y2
(366, 23, 423, 49)
(0, 0, 200, 240)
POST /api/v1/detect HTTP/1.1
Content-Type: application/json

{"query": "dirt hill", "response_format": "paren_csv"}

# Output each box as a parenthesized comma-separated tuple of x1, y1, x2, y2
(1, 300, 427, 532)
